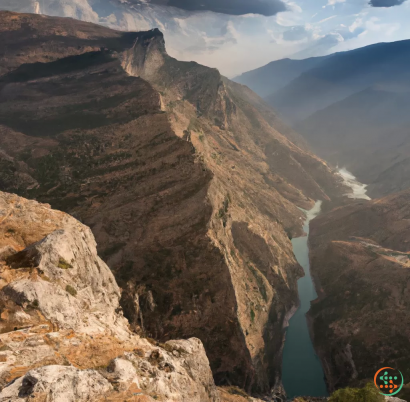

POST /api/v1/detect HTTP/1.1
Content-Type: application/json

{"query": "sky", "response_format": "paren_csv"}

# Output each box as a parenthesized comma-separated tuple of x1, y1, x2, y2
(3, 0, 410, 77)
(154, 0, 410, 77)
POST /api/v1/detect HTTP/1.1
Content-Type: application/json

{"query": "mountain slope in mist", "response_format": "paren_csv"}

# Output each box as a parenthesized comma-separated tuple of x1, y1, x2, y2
(296, 84, 410, 198)
(236, 39, 410, 198)
(233, 56, 328, 99)
(267, 40, 410, 123)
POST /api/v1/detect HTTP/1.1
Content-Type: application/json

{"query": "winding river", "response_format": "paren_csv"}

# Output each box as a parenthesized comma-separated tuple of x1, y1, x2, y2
(338, 168, 371, 200)
(281, 201, 328, 400)
(281, 168, 370, 399)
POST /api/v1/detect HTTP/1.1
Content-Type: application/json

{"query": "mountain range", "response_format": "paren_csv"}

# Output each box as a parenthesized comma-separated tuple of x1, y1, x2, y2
(235, 39, 410, 198)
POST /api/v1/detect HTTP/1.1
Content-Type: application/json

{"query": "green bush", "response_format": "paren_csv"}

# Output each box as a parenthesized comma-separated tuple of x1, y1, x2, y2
(58, 257, 72, 269)
(65, 285, 77, 297)
(250, 308, 255, 322)
(329, 383, 384, 402)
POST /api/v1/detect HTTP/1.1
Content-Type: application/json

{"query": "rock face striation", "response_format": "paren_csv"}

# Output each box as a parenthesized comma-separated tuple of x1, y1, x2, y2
(0, 11, 347, 393)
(308, 190, 410, 397)
(0, 191, 219, 401)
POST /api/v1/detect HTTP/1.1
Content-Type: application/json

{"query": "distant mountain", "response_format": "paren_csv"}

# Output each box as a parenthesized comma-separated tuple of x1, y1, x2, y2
(296, 84, 410, 198)
(267, 40, 410, 123)
(233, 56, 328, 99)
(234, 40, 410, 125)
(235, 39, 410, 197)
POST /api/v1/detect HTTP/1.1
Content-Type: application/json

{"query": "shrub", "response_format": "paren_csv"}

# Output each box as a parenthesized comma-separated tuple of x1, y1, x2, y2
(65, 285, 77, 297)
(58, 258, 72, 270)
(250, 308, 255, 322)
(225, 386, 249, 398)
(329, 383, 384, 402)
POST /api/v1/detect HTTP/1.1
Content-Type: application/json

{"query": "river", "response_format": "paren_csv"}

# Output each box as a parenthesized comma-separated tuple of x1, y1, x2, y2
(338, 168, 371, 200)
(281, 168, 370, 400)
(281, 201, 328, 400)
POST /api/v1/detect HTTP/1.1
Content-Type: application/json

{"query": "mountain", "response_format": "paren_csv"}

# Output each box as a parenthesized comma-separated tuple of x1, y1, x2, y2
(233, 56, 329, 99)
(233, 40, 410, 125)
(295, 84, 410, 198)
(267, 40, 410, 123)
(0, 11, 347, 395)
(235, 39, 410, 198)
(0, 0, 245, 76)
(308, 190, 410, 399)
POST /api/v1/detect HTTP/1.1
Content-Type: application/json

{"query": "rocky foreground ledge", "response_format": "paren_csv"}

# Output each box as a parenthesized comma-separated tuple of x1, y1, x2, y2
(0, 191, 222, 402)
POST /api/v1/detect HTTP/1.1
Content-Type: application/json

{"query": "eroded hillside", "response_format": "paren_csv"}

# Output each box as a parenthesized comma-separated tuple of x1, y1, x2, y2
(0, 11, 347, 393)
(308, 191, 410, 397)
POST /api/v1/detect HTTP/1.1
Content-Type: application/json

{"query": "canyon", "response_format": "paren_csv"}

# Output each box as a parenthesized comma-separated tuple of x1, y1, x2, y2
(308, 189, 410, 399)
(0, 190, 272, 402)
(0, 10, 348, 397)
(1, 6, 410, 402)
(237, 40, 410, 401)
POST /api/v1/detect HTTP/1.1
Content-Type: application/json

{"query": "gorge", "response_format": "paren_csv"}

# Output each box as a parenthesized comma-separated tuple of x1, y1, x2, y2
(0, 5, 410, 402)
(282, 170, 370, 399)
(0, 10, 350, 400)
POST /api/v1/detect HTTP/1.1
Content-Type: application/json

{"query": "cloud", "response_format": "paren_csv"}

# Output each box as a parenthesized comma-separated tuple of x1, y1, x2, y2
(323, 0, 346, 8)
(292, 32, 344, 58)
(282, 25, 308, 41)
(155, 0, 288, 16)
(369, 0, 407, 7)
(327, 0, 346, 5)
(340, 26, 365, 39)
(318, 15, 337, 23)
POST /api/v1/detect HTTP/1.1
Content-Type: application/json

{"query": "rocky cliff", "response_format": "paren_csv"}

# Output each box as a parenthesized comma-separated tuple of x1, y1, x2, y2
(0, 11, 347, 393)
(308, 191, 410, 399)
(0, 191, 219, 402)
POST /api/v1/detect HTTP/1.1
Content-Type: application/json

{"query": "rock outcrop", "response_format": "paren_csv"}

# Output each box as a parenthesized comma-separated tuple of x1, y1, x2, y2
(0, 11, 348, 393)
(308, 190, 410, 399)
(0, 192, 219, 402)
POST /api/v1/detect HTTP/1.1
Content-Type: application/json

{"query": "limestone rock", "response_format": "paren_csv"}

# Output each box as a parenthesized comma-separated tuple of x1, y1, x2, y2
(0, 191, 219, 402)
(107, 358, 139, 389)
(4, 227, 129, 339)
(0, 365, 113, 402)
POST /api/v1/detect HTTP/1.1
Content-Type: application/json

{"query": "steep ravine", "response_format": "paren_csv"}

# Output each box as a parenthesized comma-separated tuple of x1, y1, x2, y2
(0, 11, 348, 394)
(282, 171, 371, 400)
(308, 171, 410, 401)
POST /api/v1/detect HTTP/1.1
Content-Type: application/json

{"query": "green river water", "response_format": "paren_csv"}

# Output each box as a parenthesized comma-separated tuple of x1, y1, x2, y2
(281, 201, 329, 400)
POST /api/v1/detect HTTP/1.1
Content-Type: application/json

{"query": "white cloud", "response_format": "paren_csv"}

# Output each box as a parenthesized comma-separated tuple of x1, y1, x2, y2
(323, 0, 346, 8)
(319, 15, 337, 23)
(349, 17, 363, 32)
(327, 0, 346, 5)
(286, 2, 303, 13)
